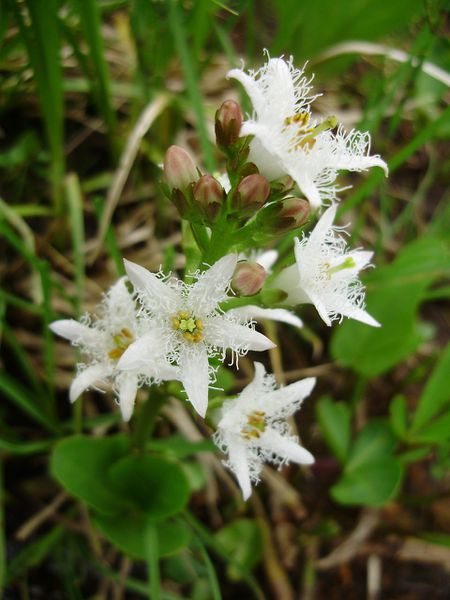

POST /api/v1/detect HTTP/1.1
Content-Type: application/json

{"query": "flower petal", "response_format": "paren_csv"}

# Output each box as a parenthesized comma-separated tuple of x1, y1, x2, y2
(188, 254, 238, 315)
(303, 205, 337, 248)
(259, 429, 315, 465)
(50, 319, 97, 345)
(342, 306, 381, 327)
(178, 346, 210, 418)
(256, 249, 278, 271)
(117, 373, 138, 422)
(227, 438, 253, 501)
(69, 363, 110, 403)
(123, 259, 179, 313)
(227, 68, 266, 116)
(205, 318, 276, 352)
(228, 306, 303, 330)
(117, 329, 167, 373)
(268, 377, 316, 414)
(290, 171, 323, 209)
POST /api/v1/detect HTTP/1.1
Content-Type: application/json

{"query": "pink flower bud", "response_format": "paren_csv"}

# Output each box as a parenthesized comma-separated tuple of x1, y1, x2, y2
(277, 198, 310, 230)
(233, 174, 270, 210)
(192, 175, 224, 222)
(232, 261, 267, 296)
(164, 145, 198, 191)
(215, 100, 243, 148)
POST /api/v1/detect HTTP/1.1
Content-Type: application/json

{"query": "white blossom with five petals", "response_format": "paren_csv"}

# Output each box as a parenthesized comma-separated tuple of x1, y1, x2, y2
(228, 55, 388, 208)
(213, 362, 315, 500)
(117, 254, 275, 418)
(50, 278, 176, 421)
(274, 205, 380, 327)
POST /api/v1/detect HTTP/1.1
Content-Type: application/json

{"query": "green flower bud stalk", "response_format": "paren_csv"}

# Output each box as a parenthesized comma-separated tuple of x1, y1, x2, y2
(192, 175, 224, 222)
(164, 145, 199, 192)
(232, 261, 267, 296)
(215, 100, 243, 149)
(232, 174, 270, 212)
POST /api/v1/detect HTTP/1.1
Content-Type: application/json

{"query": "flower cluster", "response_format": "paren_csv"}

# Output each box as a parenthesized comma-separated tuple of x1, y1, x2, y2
(52, 54, 386, 500)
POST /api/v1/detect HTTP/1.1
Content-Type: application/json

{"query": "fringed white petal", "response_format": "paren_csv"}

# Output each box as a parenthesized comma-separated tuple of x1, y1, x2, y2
(227, 68, 266, 116)
(228, 306, 303, 330)
(228, 440, 253, 501)
(117, 330, 166, 373)
(205, 319, 276, 352)
(123, 259, 179, 313)
(260, 429, 315, 465)
(188, 254, 238, 315)
(50, 319, 97, 345)
(117, 373, 138, 422)
(178, 346, 210, 418)
(69, 363, 109, 403)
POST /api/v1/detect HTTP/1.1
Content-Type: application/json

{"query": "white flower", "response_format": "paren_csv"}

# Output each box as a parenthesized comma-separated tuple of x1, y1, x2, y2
(228, 55, 388, 209)
(213, 362, 315, 500)
(274, 205, 380, 327)
(117, 255, 275, 418)
(50, 278, 176, 421)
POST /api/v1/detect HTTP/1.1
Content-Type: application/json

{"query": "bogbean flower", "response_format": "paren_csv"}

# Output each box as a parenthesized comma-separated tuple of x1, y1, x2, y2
(228, 54, 388, 208)
(50, 278, 176, 421)
(213, 362, 315, 500)
(117, 255, 275, 418)
(273, 205, 380, 327)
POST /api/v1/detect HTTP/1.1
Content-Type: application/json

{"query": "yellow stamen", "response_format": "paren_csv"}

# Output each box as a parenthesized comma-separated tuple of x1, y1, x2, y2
(108, 328, 134, 360)
(171, 310, 204, 343)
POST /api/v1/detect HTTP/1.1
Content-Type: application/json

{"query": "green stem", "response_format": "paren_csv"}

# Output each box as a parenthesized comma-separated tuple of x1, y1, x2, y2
(145, 522, 161, 600)
(132, 389, 165, 453)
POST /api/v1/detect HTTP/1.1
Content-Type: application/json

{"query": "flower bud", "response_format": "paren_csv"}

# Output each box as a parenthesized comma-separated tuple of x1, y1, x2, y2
(232, 261, 267, 296)
(276, 198, 310, 231)
(192, 175, 224, 222)
(253, 198, 310, 239)
(233, 174, 270, 211)
(164, 145, 198, 191)
(215, 100, 243, 148)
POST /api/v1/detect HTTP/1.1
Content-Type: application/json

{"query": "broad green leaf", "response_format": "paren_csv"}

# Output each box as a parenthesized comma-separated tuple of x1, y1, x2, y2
(214, 519, 263, 581)
(331, 421, 403, 507)
(94, 515, 190, 560)
(331, 458, 402, 507)
(316, 396, 351, 464)
(107, 455, 190, 521)
(51, 435, 129, 514)
(345, 421, 397, 471)
(411, 412, 450, 445)
(411, 343, 450, 432)
(331, 238, 450, 376)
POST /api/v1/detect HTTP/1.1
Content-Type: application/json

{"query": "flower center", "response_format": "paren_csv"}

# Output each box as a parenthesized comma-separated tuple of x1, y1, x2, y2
(283, 112, 337, 151)
(241, 410, 266, 440)
(323, 256, 356, 278)
(171, 310, 204, 343)
(108, 328, 134, 360)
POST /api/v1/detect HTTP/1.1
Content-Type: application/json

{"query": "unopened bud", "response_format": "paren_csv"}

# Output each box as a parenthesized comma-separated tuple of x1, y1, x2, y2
(233, 174, 270, 211)
(254, 198, 310, 238)
(232, 261, 266, 296)
(215, 100, 243, 148)
(276, 198, 310, 230)
(192, 175, 224, 222)
(164, 145, 198, 191)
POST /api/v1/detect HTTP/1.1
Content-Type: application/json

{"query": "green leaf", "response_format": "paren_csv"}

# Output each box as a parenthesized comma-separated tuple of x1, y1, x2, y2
(331, 238, 450, 376)
(411, 343, 450, 432)
(108, 455, 190, 521)
(214, 519, 263, 581)
(331, 421, 403, 507)
(411, 412, 450, 445)
(389, 395, 408, 438)
(51, 435, 129, 514)
(94, 515, 190, 560)
(316, 396, 351, 464)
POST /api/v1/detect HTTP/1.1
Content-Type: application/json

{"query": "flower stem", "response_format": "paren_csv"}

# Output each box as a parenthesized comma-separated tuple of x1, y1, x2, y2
(145, 521, 161, 600)
(132, 388, 165, 453)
